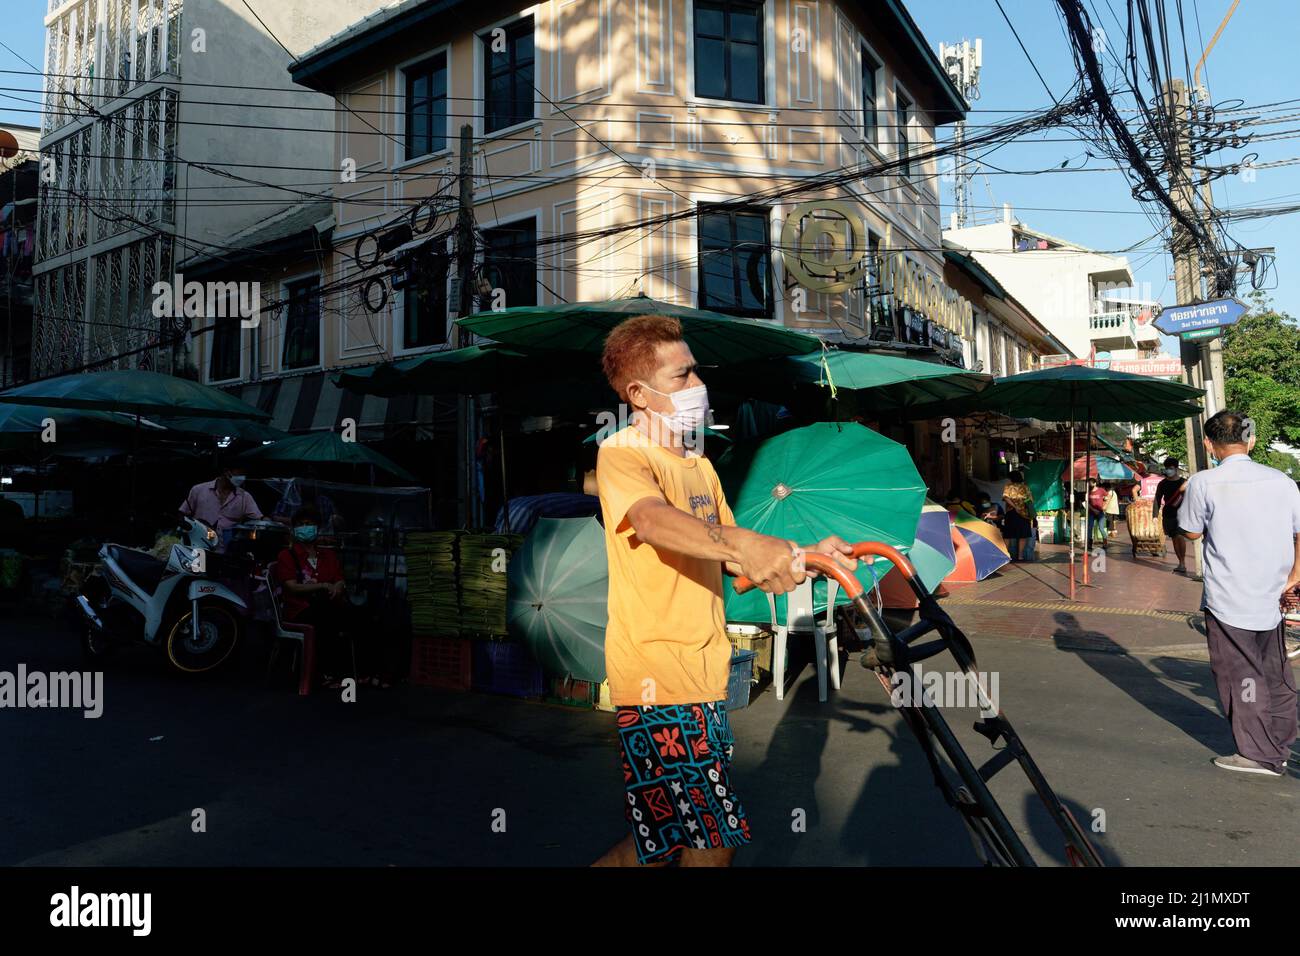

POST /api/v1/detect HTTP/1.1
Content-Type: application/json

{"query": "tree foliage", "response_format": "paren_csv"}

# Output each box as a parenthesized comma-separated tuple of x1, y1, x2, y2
(1141, 293, 1300, 478)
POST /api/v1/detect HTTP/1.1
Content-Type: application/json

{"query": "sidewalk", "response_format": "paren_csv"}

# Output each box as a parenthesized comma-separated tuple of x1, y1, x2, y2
(939, 539, 1211, 660)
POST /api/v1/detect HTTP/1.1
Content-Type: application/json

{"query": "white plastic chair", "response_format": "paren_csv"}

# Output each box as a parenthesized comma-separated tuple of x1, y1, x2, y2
(767, 577, 841, 702)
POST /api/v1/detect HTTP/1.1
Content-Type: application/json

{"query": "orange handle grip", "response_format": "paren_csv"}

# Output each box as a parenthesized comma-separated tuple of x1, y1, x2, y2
(730, 541, 918, 599)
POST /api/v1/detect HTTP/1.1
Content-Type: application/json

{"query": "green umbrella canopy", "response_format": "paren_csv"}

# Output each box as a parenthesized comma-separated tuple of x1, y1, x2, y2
(335, 344, 556, 397)
(457, 296, 821, 365)
(785, 350, 988, 409)
(153, 416, 288, 442)
(922, 364, 1203, 423)
(237, 431, 417, 482)
(0, 403, 155, 451)
(507, 516, 608, 683)
(716, 421, 927, 622)
(0, 370, 270, 420)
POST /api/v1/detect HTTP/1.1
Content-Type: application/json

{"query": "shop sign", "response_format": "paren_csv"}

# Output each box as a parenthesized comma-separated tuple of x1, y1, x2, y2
(1107, 357, 1184, 377)
(780, 202, 974, 339)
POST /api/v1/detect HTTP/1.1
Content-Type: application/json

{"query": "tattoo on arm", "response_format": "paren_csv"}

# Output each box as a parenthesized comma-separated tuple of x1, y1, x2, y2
(706, 523, 728, 548)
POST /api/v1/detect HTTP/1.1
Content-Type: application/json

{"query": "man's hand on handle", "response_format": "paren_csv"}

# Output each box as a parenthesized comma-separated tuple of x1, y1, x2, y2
(731, 531, 859, 594)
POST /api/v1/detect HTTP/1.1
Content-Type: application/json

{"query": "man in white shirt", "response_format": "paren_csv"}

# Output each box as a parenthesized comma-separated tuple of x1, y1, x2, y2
(1179, 410, 1300, 776)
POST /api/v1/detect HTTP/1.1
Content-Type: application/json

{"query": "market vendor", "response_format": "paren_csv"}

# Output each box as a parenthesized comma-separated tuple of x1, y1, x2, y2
(179, 470, 264, 551)
(275, 506, 384, 690)
(590, 314, 856, 869)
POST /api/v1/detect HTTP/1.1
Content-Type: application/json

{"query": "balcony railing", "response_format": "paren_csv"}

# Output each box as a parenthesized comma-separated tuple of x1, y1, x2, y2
(1088, 311, 1136, 340)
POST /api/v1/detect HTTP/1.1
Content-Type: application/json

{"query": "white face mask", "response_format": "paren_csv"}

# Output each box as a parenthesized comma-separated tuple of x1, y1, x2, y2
(638, 382, 711, 437)
(1164, 468, 1177, 477)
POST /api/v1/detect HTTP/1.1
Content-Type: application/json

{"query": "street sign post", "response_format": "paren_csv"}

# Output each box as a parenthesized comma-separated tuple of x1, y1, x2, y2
(1153, 297, 1249, 336)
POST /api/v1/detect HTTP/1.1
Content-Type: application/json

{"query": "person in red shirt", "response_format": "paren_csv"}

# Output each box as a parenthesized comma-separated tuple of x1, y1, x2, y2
(1086, 478, 1109, 548)
(275, 506, 380, 689)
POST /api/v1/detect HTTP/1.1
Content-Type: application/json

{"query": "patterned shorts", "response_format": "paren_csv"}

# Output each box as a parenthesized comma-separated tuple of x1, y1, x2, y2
(616, 701, 752, 864)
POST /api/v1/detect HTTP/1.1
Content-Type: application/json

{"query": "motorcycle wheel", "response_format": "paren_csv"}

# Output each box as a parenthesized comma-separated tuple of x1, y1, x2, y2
(165, 599, 241, 673)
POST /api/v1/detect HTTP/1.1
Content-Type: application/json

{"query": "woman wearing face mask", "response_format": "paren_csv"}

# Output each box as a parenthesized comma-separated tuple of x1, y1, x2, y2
(275, 506, 382, 689)
(1152, 456, 1189, 574)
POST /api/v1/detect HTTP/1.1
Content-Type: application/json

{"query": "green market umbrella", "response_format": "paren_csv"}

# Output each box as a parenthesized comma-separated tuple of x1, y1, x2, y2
(716, 421, 927, 623)
(333, 344, 562, 397)
(238, 431, 416, 482)
(507, 516, 608, 682)
(781, 349, 988, 412)
(0, 403, 141, 450)
(154, 416, 288, 442)
(457, 296, 821, 365)
(936, 365, 1203, 599)
(0, 369, 270, 420)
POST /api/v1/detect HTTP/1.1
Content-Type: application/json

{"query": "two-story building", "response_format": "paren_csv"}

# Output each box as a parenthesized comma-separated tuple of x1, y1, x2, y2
(191, 0, 977, 401)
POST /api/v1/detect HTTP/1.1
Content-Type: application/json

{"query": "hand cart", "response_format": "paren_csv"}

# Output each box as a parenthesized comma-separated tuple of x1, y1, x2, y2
(1124, 499, 1164, 557)
(736, 541, 1104, 868)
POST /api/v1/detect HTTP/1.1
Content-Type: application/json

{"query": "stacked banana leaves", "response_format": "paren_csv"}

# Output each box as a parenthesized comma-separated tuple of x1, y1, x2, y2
(404, 531, 461, 636)
(459, 533, 523, 637)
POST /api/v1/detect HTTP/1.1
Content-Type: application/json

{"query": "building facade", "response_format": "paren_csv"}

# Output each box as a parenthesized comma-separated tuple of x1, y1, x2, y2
(190, 0, 978, 393)
(944, 210, 1161, 366)
(31, 0, 384, 377)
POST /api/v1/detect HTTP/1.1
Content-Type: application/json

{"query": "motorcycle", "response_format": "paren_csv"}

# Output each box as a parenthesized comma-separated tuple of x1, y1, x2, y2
(76, 516, 248, 673)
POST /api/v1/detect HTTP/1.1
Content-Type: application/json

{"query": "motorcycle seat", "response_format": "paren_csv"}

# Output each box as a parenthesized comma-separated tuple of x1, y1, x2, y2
(106, 545, 167, 595)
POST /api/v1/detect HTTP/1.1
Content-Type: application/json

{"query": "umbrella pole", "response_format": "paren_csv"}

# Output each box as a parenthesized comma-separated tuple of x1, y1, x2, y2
(1082, 416, 1092, 587)
(1069, 416, 1076, 601)
(130, 412, 140, 532)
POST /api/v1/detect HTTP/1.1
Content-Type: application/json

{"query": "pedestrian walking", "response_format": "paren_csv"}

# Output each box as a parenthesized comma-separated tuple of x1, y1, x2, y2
(1178, 410, 1300, 777)
(1153, 456, 1190, 574)
(1001, 472, 1035, 562)
(1086, 478, 1108, 548)
(1103, 481, 1122, 541)
(590, 315, 856, 866)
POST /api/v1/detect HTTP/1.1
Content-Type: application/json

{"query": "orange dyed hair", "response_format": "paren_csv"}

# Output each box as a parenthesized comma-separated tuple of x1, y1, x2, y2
(601, 314, 684, 402)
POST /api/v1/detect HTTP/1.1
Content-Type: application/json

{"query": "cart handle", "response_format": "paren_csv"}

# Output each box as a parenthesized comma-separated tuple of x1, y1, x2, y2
(731, 541, 918, 599)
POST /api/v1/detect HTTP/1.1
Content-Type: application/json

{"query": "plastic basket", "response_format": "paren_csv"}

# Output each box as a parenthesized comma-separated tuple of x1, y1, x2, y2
(726, 625, 773, 680)
(472, 640, 544, 698)
(547, 676, 598, 709)
(725, 650, 758, 710)
(409, 636, 472, 691)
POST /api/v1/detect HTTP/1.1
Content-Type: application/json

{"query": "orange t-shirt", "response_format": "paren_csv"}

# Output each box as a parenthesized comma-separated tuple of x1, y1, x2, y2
(596, 426, 735, 707)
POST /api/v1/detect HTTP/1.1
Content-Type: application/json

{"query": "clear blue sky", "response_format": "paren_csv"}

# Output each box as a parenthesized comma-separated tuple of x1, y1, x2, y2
(4, 0, 1296, 332)
(908, 0, 1300, 332)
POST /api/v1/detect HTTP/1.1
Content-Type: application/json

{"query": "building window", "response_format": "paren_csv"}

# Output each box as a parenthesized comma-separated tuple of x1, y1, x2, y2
(482, 17, 534, 134)
(403, 250, 450, 349)
(209, 318, 241, 381)
(480, 220, 537, 310)
(896, 89, 912, 177)
(694, 0, 765, 104)
(282, 276, 321, 370)
(861, 47, 880, 145)
(697, 206, 772, 319)
(404, 51, 447, 161)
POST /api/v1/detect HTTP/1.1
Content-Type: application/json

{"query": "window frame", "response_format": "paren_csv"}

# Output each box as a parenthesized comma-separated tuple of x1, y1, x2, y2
(398, 46, 451, 165)
(479, 14, 537, 137)
(894, 83, 914, 181)
(695, 203, 774, 320)
(689, 0, 769, 107)
(861, 44, 882, 147)
(478, 215, 540, 312)
(280, 272, 324, 373)
(395, 238, 452, 356)
(206, 312, 244, 385)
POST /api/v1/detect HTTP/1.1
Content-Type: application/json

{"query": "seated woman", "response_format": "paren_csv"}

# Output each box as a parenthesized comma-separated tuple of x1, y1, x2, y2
(275, 506, 385, 689)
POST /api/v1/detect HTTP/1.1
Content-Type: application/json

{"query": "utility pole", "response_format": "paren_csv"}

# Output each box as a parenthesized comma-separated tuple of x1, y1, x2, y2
(939, 39, 982, 228)
(454, 124, 476, 528)
(1165, 79, 1208, 478)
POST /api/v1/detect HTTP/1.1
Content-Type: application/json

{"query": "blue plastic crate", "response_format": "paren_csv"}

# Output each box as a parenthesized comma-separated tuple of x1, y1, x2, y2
(725, 649, 758, 710)
(472, 640, 544, 698)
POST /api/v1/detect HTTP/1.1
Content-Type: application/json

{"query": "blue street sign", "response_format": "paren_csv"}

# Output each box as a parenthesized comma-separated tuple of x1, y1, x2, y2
(1153, 297, 1249, 336)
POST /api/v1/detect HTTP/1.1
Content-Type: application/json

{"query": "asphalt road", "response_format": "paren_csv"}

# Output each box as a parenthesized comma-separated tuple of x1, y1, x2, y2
(1, 611, 1295, 866)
